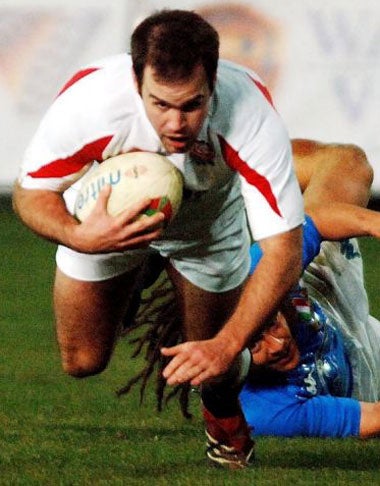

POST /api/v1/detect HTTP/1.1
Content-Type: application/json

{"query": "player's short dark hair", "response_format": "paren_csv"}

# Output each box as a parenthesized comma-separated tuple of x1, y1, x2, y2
(131, 9, 219, 92)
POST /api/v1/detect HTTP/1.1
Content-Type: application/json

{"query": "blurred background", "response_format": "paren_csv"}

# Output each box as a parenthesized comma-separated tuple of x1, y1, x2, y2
(1, 0, 380, 196)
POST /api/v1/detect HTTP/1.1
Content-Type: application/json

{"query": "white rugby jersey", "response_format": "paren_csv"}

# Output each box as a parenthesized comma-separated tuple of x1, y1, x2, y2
(19, 54, 304, 241)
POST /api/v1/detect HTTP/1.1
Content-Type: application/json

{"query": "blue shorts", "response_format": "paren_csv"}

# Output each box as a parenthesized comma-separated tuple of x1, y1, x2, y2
(239, 383, 361, 438)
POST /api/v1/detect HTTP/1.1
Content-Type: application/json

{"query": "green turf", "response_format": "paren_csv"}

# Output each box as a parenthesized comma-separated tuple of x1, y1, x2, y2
(1, 196, 380, 484)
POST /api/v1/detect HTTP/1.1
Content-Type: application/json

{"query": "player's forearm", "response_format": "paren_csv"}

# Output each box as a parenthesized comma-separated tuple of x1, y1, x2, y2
(359, 401, 380, 438)
(13, 183, 79, 248)
(307, 202, 380, 240)
(217, 226, 303, 353)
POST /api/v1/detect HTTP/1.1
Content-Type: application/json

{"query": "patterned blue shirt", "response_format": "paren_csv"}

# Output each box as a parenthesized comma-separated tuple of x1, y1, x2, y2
(286, 297, 353, 400)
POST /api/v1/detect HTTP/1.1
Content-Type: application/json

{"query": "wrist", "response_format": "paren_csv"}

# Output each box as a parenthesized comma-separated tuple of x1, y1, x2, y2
(215, 326, 245, 357)
(64, 219, 85, 252)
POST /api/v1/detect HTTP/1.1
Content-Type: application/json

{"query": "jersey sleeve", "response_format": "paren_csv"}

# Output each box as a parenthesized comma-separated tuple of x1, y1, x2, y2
(18, 64, 116, 192)
(239, 383, 361, 438)
(216, 63, 304, 241)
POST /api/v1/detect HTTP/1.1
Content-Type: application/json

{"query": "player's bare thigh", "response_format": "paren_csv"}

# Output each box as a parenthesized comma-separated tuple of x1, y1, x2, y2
(166, 263, 244, 341)
(54, 266, 141, 377)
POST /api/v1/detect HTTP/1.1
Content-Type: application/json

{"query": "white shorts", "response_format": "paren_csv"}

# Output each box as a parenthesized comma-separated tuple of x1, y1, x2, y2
(57, 177, 251, 292)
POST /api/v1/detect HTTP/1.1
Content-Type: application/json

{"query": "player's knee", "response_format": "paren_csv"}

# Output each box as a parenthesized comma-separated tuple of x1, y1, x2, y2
(61, 349, 110, 378)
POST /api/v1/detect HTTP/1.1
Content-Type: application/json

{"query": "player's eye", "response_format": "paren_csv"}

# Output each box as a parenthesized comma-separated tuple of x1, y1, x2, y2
(182, 99, 203, 112)
(154, 101, 169, 110)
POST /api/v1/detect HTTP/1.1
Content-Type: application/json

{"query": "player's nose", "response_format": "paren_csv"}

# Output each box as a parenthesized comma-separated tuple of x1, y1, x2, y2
(166, 108, 186, 131)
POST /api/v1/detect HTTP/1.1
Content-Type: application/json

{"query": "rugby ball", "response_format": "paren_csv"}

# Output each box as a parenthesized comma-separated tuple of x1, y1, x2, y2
(74, 152, 184, 222)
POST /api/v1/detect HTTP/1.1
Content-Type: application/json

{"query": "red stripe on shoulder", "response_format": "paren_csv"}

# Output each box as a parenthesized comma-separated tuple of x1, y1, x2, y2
(57, 67, 100, 97)
(247, 74, 275, 108)
(218, 135, 282, 217)
(27, 136, 113, 178)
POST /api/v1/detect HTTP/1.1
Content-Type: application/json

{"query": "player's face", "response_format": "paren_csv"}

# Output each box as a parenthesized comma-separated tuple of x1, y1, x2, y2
(139, 64, 212, 154)
(251, 312, 300, 372)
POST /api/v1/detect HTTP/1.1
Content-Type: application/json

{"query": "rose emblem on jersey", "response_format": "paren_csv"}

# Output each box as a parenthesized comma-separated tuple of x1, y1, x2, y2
(189, 140, 215, 165)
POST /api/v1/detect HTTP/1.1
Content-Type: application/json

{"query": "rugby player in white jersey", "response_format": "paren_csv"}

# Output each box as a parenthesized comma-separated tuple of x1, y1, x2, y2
(13, 9, 304, 469)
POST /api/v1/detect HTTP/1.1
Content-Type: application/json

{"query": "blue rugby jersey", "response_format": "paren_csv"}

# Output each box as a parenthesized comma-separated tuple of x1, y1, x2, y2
(239, 295, 360, 438)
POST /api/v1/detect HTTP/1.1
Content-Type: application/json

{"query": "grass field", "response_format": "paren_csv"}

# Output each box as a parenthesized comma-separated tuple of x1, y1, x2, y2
(1, 195, 380, 485)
